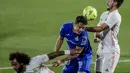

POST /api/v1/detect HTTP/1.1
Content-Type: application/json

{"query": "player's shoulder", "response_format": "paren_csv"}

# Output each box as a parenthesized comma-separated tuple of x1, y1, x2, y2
(101, 11, 109, 17)
(110, 10, 121, 20)
(111, 10, 121, 17)
(82, 30, 89, 37)
(102, 11, 109, 14)
(62, 22, 73, 27)
(61, 22, 73, 30)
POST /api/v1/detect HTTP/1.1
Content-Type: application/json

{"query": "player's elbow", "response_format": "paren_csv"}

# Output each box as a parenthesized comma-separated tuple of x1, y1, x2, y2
(95, 25, 108, 32)
(97, 24, 109, 32)
(95, 27, 104, 32)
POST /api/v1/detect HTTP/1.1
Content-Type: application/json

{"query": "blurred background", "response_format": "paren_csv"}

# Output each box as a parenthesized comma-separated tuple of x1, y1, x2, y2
(0, 0, 130, 73)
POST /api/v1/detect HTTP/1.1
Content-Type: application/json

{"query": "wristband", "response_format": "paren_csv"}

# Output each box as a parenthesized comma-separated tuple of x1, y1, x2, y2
(64, 50, 70, 55)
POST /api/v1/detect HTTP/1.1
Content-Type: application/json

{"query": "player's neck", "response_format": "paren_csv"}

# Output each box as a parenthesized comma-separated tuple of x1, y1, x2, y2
(23, 65, 26, 72)
(72, 24, 82, 35)
(109, 7, 117, 12)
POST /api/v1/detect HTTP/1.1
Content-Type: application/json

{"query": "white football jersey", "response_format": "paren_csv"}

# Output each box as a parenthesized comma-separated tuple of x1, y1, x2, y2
(97, 10, 121, 53)
(22, 54, 54, 73)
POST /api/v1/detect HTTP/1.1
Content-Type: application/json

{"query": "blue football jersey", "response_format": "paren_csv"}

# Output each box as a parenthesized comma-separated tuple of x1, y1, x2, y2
(60, 22, 92, 59)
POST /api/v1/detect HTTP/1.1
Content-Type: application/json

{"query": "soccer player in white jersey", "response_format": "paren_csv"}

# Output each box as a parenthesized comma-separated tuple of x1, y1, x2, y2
(85, 0, 124, 73)
(9, 50, 78, 73)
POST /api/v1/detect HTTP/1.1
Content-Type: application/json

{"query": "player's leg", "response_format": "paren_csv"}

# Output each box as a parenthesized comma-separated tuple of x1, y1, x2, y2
(102, 52, 120, 73)
(62, 60, 78, 73)
(62, 66, 78, 73)
(78, 55, 92, 73)
(95, 53, 103, 73)
(111, 52, 120, 72)
(95, 45, 104, 73)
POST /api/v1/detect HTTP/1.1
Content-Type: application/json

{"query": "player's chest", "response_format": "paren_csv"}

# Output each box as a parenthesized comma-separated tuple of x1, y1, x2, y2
(65, 33, 82, 43)
(100, 13, 110, 22)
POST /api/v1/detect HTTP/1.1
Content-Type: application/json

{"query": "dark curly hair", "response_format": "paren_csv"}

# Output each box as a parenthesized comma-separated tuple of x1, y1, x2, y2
(115, 0, 124, 8)
(9, 52, 30, 65)
(75, 15, 87, 25)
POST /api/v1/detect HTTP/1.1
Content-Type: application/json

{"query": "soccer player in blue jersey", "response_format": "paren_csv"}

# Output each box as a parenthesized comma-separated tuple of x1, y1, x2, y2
(53, 16, 92, 73)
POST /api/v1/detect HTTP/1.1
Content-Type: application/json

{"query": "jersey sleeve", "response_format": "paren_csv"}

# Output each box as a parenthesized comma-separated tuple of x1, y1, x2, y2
(97, 13, 103, 26)
(104, 13, 118, 29)
(30, 54, 49, 65)
(60, 25, 66, 37)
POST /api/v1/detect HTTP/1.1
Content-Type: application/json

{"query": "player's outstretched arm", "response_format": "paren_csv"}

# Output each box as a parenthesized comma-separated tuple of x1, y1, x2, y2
(47, 49, 79, 60)
(47, 51, 64, 60)
(52, 46, 83, 67)
(86, 23, 109, 32)
(31, 50, 78, 64)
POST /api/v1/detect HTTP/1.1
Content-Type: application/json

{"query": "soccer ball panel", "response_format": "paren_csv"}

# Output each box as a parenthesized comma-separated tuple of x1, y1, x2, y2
(83, 6, 97, 21)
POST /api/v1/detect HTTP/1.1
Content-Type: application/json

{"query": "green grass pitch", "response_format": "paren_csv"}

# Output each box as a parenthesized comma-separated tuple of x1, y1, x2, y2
(0, 0, 130, 73)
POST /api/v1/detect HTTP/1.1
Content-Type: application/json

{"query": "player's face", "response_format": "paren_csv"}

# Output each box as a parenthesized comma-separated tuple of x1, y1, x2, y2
(107, 0, 115, 10)
(73, 23, 86, 34)
(10, 59, 23, 72)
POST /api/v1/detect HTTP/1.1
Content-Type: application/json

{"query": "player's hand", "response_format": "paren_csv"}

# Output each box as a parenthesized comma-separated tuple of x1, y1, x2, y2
(52, 60, 62, 67)
(94, 38, 100, 43)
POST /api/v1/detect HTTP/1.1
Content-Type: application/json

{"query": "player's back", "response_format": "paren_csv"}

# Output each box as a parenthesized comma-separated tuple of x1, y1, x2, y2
(24, 55, 54, 73)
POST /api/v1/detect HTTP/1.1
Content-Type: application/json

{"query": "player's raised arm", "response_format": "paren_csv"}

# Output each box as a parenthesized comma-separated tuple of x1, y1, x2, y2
(86, 24, 109, 32)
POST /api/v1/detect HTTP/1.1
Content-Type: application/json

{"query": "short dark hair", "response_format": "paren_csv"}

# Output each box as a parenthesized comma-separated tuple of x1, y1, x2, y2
(9, 52, 30, 65)
(115, 0, 124, 8)
(75, 15, 87, 25)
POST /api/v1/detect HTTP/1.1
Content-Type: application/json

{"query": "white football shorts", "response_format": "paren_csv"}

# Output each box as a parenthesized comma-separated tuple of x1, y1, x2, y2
(95, 50, 120, 73)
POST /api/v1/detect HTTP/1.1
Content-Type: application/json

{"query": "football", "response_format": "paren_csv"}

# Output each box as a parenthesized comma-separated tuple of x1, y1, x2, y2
(83, 6, 97, 21)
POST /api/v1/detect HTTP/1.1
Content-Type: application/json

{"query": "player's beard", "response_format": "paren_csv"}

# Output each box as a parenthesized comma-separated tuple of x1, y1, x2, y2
(107, 7, 110, 11)
(107, 5, 112, 11)
(107, 4, 111, 11)
(107, 2, 114, 11)
(16, 65, 24, 73)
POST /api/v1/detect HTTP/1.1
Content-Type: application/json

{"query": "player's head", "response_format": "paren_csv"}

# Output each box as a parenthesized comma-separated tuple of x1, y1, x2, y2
(9, 52, 30, 73)
(74, 15, 87, 34)
(107, 0, 124, 10)
(116, 0, 124, 8)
